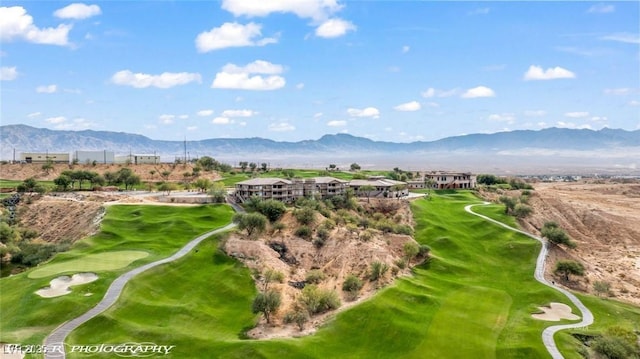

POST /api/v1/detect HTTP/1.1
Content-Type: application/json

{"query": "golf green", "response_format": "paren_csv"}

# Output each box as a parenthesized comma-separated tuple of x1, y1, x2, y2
(28, 251, 149, 279)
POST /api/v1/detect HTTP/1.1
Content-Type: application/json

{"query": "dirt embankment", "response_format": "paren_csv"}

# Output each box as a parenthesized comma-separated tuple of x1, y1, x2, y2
(0, 163, 220, 183)
(484, 181, 640, 305)
(223, 199, 423, 339)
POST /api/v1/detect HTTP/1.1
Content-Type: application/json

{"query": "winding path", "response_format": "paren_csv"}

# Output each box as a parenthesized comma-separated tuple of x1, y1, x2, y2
(465, 202, 594, 359)
(43, 221, 237, 359)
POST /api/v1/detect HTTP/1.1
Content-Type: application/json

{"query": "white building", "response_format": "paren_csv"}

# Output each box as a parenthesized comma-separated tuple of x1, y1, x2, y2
(74, 150, 115, 164)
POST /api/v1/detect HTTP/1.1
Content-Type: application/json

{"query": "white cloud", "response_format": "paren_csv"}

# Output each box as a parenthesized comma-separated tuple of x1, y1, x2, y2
(523, 65, 576, 81)
(27, 111, 42, 118)
(221, 109, 256, 117)
(347, 107, 380, 118)
(179, 114, 189, 120)
(314, 112, 323, 118)
(524, 110, 547, 117)
(195, 22, 277, 52)
(54, 3, 101, 19)
(0, 6, 72, 46)
(556, 121, 592, 130)
(268, 122, 295, 132)
(394, 101, 421, 112)
(604, 88, 633, 95)
(315, 18, 356, 38)
(111, 70, 202, 88)
(421, 87, 458, 98)
(461, 86, 495, 98)
(0, 66, 18, 81)
(221, 0, 343, 21)
(600, 33, 640, 44)
(590, 116, 608, 122)
(587, 3, 615, 13)
(212, 117, 232, 125)
(628, 100, 640, 107)
(211, 60, 285, 90)
(45, 116, 66, 124)
(468, 7, 490, 15)
(158, 114, 175, 124)
(488, 113, 516, 124)
(296, 82, 304, 89)
(564, 111, 590, 118)
(36, 84, 57, 93)
(327, 120, 346, 127)
(197, 109, 214, 116)
(402, 45, 410, 53)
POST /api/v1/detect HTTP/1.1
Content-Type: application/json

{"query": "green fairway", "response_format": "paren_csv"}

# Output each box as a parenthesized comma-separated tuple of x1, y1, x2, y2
(0, 204, 234, 345)
(28, 251, 149, 279)
(65, 191, 590, 358)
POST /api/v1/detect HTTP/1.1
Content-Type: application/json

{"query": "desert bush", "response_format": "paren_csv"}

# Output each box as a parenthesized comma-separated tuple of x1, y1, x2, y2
(300, 285, 341, 314)
(294, 207, 316, 226)
(295, 225, 312, 239)
(262, 268, 284, 290)
(513, 204, 533, 218)
(360, 229, 374, 242)
(252, 290, 281, 324)
(305, 270, 325, 284)
(593, 281, 612, 297)
(394, 224, 413, 235)
(542, 221, 576, 248)
(321, 218, 336, 230)
(369, 261, 389, 281)
(283, 304, 310, 331)
(257, 199, 287, 222)
(592, 335, 639, 359)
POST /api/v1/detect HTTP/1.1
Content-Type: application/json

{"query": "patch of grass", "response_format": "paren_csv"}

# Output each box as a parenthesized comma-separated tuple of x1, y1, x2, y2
(0, 204, 234, 345)
(28, 251, 149, 278)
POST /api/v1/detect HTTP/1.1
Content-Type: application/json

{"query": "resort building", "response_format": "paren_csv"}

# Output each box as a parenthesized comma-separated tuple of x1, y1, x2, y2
(423, 171, 476, 189)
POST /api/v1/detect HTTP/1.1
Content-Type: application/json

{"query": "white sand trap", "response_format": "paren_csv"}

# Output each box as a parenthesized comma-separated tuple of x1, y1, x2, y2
(532, 302, 580, 321)
(36, 273, 98, 298)
(0, 344, 25, 359)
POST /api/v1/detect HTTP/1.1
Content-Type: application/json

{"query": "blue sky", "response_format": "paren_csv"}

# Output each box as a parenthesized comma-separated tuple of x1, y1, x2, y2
(1, 1, 639, 142)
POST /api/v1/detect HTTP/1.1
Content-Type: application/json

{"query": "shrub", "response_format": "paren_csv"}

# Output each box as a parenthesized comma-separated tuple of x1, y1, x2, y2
(554, 260, 585, 281)
(295, 225, 312, 239)
(513, 204, 533, 218)
(294, 207, 316, 225)
(394, 259, 407, 269)
(593, 281, 612, 297)
(233, 212, 267, 237)
(369, 261, 389, 281)
(592, 335, 639, 359)
(271, 221, 286, 234)
(262, 268, 284, 290)
(305, 270, 325, 284)
(394, 224, 413, 235)
(258, 199, 287, 222)
(252, 290, 281, 324)
(283, 305, 310, 331)
(321, 219, 336, 230)
(359, 229, 374, 242)
(541, 221, 576, 248)
(300, 285, 341, 314)
(418, 244, 431, 258)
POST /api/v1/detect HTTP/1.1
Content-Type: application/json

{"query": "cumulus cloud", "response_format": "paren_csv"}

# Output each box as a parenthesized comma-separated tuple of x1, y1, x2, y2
(587, 3, 615, 13)
(556, 121, 592, 129)
(421, 87, 458, 98)
(36, 84, 57, 93)
(212, 117, 232, 125)
(327, 120, 346, 127)
(221, 0, 343, 21)
(158, 114, 175, 124)
(347, 107, 380, 118)
(45, 116, 66, 124)
(0, 66, 18, 81)
(268, 122, 295, 132)
(488, 113, 516, 124)
(315, 18, 356, 38)
(461, 86, 495, 98)
(221, 109, 256, 117)
(211, 60, 285, 90)
(197, 109, 214, 116)
(195, 22, 277, 52)
(599, 32, 640, 44)
(629, 100, 640, 107)
(111, 70, 202, 88)
(394, 101, 421, 112)
(524, 65, 576, 80)
(590, 116, 608, 122)
(54, 3, 101, 19)
(0, 6, 72, 46)
(565, 111, 590, 118)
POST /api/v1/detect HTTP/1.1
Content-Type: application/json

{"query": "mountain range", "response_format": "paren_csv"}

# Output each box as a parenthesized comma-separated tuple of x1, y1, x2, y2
(1, 124, 639, 174)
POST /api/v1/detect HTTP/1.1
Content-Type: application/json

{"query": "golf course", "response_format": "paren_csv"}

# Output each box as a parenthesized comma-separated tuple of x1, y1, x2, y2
(2, 191, 639, 358)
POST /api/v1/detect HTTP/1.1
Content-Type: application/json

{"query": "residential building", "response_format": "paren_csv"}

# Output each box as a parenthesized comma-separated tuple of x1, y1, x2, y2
(424, 171, 476, 189)
(348, 177, 409, 198)
(235, 178, 295, 203)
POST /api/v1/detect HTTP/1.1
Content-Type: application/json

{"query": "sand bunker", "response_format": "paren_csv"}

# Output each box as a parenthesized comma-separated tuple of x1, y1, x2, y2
(36, 273, 98, 298)
(531, 302, 580, 321)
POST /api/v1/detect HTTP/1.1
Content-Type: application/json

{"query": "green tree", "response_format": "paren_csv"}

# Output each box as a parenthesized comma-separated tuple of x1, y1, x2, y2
(249, 162, 257, 172)
(294, 207, 316, 226)
(262, 268, 285, 290)
(157, 182, 178, 195)
(257, 199, 287, 222)
(53, 174, 72, 191)
(359, 185, 375, 203)
(194, 178, 213, 192)
(252, 290, 281, 324)
(260, 162, 268, 172)
(350, 163, 361, 171)
(239, 161, 248, 173)
(41, 160, 54, 174)
(233, 212, 267, 237)
(207, 182, 227, 203)
(554, 260, 585, 281)
(541, 221, 576, 248)
(197, 156, 217, 171)
(513, 203, 533, 218)
(499, 196, 517, 214)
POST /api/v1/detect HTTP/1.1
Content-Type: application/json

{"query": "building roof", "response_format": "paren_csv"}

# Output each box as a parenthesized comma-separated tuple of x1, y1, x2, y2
(312, 176, 348, 184)
(349, 179, 406, 187)
(236, 178, 293, 186)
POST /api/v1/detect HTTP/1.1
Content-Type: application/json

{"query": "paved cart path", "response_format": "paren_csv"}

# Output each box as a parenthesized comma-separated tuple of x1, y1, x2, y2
(465, 202, 594, 359)
(43, 222, 236, 359)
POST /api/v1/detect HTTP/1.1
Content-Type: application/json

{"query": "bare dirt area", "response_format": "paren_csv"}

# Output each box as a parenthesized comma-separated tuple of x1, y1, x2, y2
(498, 181, 640, 305)
(223, 199, 424, 339)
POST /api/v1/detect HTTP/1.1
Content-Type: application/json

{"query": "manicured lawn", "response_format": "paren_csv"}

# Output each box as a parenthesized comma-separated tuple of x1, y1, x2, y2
(28, 251, 149, 279)
(67, 191, 582, 358)
(0, 204, 234, 346)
